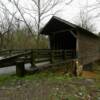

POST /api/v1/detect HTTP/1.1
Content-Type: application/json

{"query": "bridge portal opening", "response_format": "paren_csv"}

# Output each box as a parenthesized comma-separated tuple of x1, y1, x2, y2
(49, 31, 76, 50)
(40, 16, 79, 60)
(40, 16, 77, 54)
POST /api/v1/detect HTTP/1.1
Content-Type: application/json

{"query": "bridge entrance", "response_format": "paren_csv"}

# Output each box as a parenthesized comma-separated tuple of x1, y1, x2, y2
(50, 31, 76, 51)
(40, 16, 77, 58)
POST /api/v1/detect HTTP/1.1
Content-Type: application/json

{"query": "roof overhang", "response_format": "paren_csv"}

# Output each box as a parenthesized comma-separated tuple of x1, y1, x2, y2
(40, 16, 100, 39)
(40, 16, 76, 35)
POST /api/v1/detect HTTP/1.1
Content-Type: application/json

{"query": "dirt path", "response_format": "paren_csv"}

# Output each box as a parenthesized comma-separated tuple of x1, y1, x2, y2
(82, 71, 96, 78)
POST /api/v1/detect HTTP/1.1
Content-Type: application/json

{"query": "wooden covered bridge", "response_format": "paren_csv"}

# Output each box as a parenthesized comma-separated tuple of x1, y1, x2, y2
(40, 16, 100, 73)
(0, 16, 100, 76)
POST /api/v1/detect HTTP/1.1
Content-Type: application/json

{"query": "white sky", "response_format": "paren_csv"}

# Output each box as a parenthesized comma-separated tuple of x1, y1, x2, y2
(57, 0, 100, 33)
(1, 0, 100, 33)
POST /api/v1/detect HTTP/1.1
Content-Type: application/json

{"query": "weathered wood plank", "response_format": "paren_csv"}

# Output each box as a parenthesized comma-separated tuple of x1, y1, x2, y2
(0, 49, 74, 68)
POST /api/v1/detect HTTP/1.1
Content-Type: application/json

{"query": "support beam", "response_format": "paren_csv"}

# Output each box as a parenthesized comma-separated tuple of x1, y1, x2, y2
(16, 61, 25, 77)
(50, 50, 55, 63)
(30, 50, 35, 68)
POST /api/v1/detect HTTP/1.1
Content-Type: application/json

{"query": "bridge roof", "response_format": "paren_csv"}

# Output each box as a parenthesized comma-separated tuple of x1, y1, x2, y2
(40, 16, 99, 38)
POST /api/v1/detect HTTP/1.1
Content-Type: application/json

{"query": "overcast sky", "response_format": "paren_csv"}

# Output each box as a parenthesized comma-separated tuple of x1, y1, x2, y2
(1, 0, 100, 33)
(57, 0, 100, 33)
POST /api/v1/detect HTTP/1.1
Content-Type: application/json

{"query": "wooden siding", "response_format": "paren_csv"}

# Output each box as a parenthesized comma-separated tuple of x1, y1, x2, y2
(78, 31, 100, 65)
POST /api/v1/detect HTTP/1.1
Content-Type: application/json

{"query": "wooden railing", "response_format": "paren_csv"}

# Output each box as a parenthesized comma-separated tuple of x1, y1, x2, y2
(0, 51, 31, 68)
(0, 49, 76, 76)
(0, 49, 75, 59)
(0, 49, 30, 57)
(0, 49, 76, 67)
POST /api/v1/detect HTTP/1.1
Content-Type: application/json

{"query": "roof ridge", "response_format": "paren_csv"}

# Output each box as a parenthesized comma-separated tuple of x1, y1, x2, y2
(52, 16, 99, 38)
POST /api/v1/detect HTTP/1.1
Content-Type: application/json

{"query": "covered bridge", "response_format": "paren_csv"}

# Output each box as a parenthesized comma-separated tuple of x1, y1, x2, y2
(40, 16, 100, 71)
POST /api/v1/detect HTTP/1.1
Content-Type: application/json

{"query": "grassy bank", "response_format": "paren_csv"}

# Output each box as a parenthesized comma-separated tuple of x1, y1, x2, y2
(0, 72, 74, 87)
(0, 70, 100, 100)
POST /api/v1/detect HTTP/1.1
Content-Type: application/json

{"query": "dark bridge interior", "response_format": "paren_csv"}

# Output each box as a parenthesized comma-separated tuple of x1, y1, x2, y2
(50, 31, 76, 50)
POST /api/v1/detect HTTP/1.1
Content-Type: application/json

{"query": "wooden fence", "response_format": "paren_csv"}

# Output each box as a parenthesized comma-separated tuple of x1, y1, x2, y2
(0, 49, 76, 76)
(0, 49, 75, 62)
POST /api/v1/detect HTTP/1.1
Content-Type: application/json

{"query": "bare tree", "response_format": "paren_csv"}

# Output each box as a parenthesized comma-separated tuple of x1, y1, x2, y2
(7, 0, 73, 47)
(87, 0, 100, 17)
(0, 7, 17, 48)
(0, 0, 73, 48)
(74, 9, 96, 33)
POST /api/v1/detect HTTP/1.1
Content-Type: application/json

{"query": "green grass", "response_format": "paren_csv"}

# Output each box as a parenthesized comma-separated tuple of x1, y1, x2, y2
(0, 70, 100, 100)
(0, 66, 99, 86)
(0, 71, 72, 86)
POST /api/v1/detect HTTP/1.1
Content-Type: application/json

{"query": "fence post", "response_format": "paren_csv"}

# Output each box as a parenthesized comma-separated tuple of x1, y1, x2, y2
(16, 61, 25, 77)
(9, 49, 12, 56)
(30, 50, 35, 67)
(50, 50, 55, 63)
(62, 50, 66, 60)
